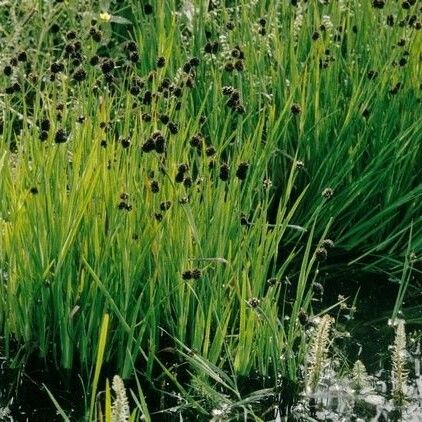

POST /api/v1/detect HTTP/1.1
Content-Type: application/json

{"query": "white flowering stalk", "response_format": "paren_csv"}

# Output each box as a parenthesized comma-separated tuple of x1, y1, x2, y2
(111, 375, 130, 422)
(391, 319, 408, 406)
(0, 405, 12, 421)
(351, 360, 371, 393)
(211, 403, 230, 421)
(305, 314, 332, 394)
(339, 0, 349, 13)
(321, 15, 334, 36)
(293, 4, 304, 41)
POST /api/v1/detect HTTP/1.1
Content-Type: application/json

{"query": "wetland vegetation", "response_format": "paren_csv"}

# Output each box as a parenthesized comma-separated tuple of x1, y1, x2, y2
(0, 0, 421, 420)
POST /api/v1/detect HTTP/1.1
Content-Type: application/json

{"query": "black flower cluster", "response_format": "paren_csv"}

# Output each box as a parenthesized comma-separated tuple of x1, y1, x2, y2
(182, 268, 202, 280)
(222, 86, 245, 114)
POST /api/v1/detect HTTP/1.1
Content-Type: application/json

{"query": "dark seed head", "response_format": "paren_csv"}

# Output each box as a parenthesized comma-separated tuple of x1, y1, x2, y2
(152, 130, 162, 139)
(40, 118, 51, 132)
(234, 60, 244, 72)
(248, 297, 260, 308)
(101, 58, 115, 74)
(291, 104, 301, 115)
(236, 162, 249, 180)
(168, 122, 179, 134)
(183, 177, 193, 188)
(90, 55, 100, 66)
(175, 172, 185, 183)
(150, 180, 160, 193)
(64, 43, 75, 56)
(156, 56, 166, 68)
(142, 91, 152, 105)
(224, 62, 234, 72)
(312, 31, 320, 41)
(222, 86, 235, 96)
(130, 84, 141, 96)
(29, 187, 39, 195)
(54, 129, 68, 144)
(298, 310, 309, 325)
(173, 86, 183, 98)
(235, 104, 246, 114)
(231, 48, 240, 58)
(219, 163, 230, 181)
(367, 70, 378, 80)
(178, 163, 189, 174)
(9, 82, 20, 93)
(160, 201, 172, 211)
(91, 30, 102, 43)
(17, 51, 27, 62)
(191, 268, 201, 279)
(185, 76, 194, 90)
(182, 62, 192, 73)
(144, 4, 153, 14)
(372, 0, 385, 9)
(182, 270, 192, 280)
(39, 130, 49, 141)
(121, 137, 131, 148)
(154, 135, 166, 154)
(50, 62, 64, 74)
(159, 114, 169, 125)
(389, 82, 401, 95)
(129, 51, 139, 63)
(72, 67, 87, 82)
(3, 65, 13, 76)
(190, 134, 202, 149)
(66, 30, 77, 40)
(50, 23, 60, 33)
(206, 146, 216, 157)
(315, 247, 328, 262)
(204, 41, 213, 54)
(141, 112, 151, 122)
(118, 201, 132, 211)
(259, 17, 267, 27)
(141, 138, 155, 152)
(127, 41, 138, 51)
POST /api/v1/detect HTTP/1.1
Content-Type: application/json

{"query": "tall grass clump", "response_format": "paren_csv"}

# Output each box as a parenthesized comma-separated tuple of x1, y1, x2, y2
(0, 0, 421, 418)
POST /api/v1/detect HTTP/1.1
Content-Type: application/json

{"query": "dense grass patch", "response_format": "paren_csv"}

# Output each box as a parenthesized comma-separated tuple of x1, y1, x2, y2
(0, 0, 421, 419)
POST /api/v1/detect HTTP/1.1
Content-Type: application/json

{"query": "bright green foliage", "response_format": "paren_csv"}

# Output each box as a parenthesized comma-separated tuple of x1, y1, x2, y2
(0, 0, 421, 418)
